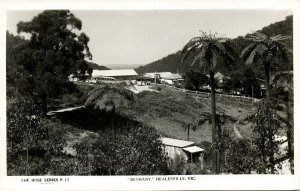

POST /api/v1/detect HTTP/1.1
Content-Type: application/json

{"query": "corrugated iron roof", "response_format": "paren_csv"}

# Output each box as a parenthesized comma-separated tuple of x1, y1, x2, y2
(92, 69, 138, 77)
(144, 72, 172, 78)
(183, 146, 204, 153)
(161, 137, 194, 148)
(164, 73, 182, 80)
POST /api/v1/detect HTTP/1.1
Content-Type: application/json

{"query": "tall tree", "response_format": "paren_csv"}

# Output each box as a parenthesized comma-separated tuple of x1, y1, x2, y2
(271, 71, 293, 173)
(15, 10, 92, 112)
(181, 31, 234, 174)
(241, 32, 291, 174)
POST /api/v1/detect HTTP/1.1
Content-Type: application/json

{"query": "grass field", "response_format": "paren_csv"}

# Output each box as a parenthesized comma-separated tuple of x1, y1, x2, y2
(123, 85, 255, 144)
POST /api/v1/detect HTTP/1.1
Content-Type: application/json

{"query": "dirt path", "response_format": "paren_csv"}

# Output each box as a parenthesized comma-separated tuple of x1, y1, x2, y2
(233, 124, 242, 138)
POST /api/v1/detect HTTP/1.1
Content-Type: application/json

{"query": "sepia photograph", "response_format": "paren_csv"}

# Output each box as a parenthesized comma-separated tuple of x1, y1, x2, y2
(1, 0, 299, 190)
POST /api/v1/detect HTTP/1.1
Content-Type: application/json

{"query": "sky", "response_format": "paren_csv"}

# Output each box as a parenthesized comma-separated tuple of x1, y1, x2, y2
(7, 10, 292, 69)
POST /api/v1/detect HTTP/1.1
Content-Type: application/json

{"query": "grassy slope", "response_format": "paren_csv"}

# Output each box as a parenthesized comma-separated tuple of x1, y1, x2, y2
(124, 85, 255, 143)
(54, 83, 255, 144)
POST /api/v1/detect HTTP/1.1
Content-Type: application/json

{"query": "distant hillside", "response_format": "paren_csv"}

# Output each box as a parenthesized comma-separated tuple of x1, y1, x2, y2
(135, 15, 293, 76)
(87, 61, 110, 70)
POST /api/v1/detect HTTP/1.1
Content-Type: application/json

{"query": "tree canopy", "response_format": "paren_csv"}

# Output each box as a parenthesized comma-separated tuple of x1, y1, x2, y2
(11, 10, 93, 111)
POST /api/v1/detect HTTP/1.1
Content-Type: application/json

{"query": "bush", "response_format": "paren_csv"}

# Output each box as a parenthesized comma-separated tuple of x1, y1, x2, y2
(7, 98, 66, 175)
(74, 125, 171, 175)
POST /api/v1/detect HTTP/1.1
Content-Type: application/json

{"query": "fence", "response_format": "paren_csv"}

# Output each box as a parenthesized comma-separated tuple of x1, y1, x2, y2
(155, 83, 260, 105)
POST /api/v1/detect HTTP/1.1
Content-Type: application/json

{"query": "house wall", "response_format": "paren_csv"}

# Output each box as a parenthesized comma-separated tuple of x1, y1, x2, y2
(164, 145, 188, 160)
(113, 75, 137, 81)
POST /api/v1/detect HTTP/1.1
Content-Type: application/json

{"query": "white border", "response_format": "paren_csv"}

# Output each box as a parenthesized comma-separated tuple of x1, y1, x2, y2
(0, 0, 299, 190)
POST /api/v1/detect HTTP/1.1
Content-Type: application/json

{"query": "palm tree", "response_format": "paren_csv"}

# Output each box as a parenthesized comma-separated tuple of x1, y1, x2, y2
(85, 84, 137, 142)
(181, 31, 234, 174)
(241, 32, 291, 174)
(241, 32, 291, 101)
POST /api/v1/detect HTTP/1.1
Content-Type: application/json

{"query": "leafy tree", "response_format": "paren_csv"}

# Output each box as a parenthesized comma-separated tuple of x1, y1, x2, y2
(181, 31, 234, 174)
(7, 98, 66, 175)
(251, 101, 282, 174)
(6, 32, 32, 98)
(85, 84, 137, 142)
(225, 138, 255, 174)
(271, 71, 293, 173)
(15, 10, 92, 112)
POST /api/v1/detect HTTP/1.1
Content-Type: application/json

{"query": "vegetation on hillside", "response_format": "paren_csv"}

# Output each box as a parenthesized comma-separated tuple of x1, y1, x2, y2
(6, 10, 293, 175)
(135, 15, 293, 77)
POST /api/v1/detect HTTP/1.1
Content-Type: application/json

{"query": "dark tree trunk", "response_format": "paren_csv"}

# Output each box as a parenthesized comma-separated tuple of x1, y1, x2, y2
(187, 126, 190, 141)
(285, 95, 294, 174)
(40, 93, 48, 115)
(264, 62, 271, 101)
(210, 70, 218, 174)
(264, 62, 275, 173)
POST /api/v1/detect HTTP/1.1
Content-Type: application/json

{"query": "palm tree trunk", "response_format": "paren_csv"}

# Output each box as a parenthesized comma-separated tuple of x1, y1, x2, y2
(210, 70, 218, 174)
(264, 62, 276, 173)
(264, 62, 270, 101)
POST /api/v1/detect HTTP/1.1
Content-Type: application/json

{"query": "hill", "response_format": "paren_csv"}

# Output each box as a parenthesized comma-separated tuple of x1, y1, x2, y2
(87, 61, 110, 70)
(135, 15, 293, 76)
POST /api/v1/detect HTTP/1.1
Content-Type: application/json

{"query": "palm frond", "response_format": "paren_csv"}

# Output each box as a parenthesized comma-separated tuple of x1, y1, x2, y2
(213, 42, 234, 62)
(181, 43, 203, 63)
(85, 84, 137, 112)
(241, 43, 257, 58)
(271, 35, 291, 41)
(245, 44, 268, 65)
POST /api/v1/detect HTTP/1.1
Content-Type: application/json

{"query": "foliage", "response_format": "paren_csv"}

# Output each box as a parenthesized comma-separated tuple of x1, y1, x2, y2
(136, 15, 292, 82)
(74, 125, 170, 175)
(87, 61, 110, 70)
(169, 155, 187, 175)
(85, 84, 137, 112)
(222, 66, 261, 97)
(271, 71, 294, 173)
(7, 98, 66, 175)
(183, 70, 209, 90)
(240, 31, 291, 100)
(8, 10, 93, 112)
(225, 138, 255, 174)
(251, 102, 282, 173)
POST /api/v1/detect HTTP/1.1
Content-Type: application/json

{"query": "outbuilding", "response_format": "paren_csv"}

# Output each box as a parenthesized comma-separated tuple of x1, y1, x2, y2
(161, 137, 204, 163)
(92, 69, 138, 82)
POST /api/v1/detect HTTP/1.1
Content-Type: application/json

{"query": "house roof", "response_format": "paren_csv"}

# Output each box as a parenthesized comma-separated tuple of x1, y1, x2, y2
(144, 72, 172, 79)
(92, 69, 138, 77)
(183, 146, 204, 153)
(164, 73, 182, 80)
(47, 106, 85, 116)
(214, 72, 225, 79)
(161, 137, 194, 148)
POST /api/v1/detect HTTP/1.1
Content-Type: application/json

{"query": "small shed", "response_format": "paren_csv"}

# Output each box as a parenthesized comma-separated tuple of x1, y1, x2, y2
(161, 137, 204, 163)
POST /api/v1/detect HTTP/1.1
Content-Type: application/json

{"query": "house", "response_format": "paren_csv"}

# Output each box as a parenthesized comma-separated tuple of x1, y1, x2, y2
(91, 69, 138, 82)
(161, 137, 204, 163)
(161, 73, 183, 85)
(144, 72, 183, 85)
(144, 72, 172, 79)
